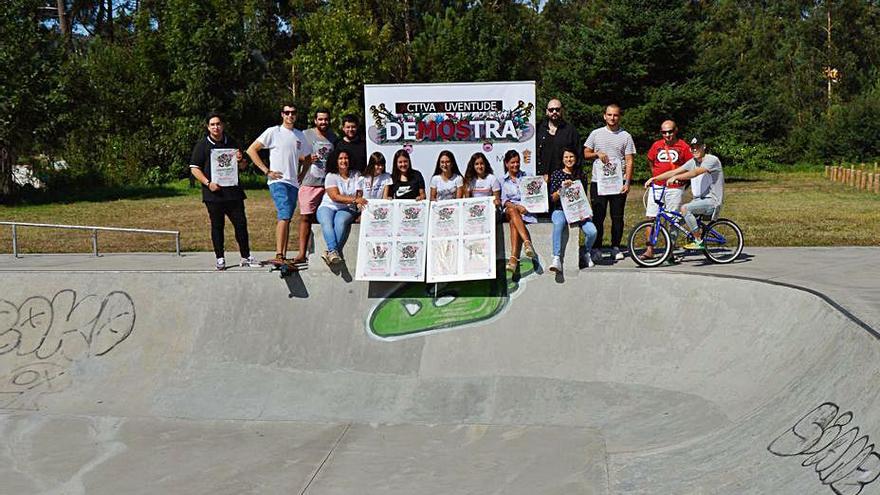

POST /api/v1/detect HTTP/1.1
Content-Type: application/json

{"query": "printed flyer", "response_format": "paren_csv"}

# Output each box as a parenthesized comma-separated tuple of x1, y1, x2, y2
(355, 200, 429, 281)
(426, 197, 497, 283)
(210, 148, 239, 187)
(518, 175, 548, 213)
(560, 181, 593, 223)
(596, 158, 624, 196)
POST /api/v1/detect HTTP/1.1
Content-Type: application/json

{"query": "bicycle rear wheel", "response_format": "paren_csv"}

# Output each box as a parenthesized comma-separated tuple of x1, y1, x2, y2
(628, 221, 672, 268)
(702, 218, 743, 263)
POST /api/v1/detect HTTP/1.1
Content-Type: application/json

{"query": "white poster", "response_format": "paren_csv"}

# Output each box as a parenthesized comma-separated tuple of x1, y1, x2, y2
(518, 175, 548, 213)
(365, 81, 537, 181)
(426, 197, 497, 283)
(596, 158, 624, 196)
(356, 200, 429, 281)
(210, 148, 239, 187)
(561, 181, 593, 223)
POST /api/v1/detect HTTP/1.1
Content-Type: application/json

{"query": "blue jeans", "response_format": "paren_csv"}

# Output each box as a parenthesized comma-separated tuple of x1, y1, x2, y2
(551, 210, 598, 258)
(683, 198, 717, 232)
(316, 206, 357, 252)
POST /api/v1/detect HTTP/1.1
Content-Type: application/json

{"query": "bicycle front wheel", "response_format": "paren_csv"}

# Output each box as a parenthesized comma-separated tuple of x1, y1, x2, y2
(702, 218, 744, 264)
(628, 221, 672, 268)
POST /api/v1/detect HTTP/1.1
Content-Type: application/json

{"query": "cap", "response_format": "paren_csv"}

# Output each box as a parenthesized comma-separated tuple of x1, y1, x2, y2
(689, 136, 705, 147)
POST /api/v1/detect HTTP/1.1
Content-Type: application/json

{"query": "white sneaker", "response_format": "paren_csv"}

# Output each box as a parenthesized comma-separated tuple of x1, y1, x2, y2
(549, 255, 562, 273)
(215, 257, 226, 271)
(328, 250, 343, 265)
(586, 255, 595, 268)
(240, 255, 260, 267)
(612, 247, 625, 261)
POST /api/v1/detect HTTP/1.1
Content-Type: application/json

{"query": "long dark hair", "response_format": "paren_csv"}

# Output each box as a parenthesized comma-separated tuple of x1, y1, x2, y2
(464, 152, 494, 184)
(391, 149, 412, 181)
(364, 151, 386, 178)
(431, 150, 462, 178)
(325, 149, 351, 176)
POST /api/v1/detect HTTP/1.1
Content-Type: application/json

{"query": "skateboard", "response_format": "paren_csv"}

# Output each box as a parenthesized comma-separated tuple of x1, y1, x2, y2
(260, 258, 307, 278)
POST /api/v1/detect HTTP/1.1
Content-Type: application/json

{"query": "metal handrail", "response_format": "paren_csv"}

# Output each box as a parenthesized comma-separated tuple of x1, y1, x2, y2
(0, 221, 181, 257)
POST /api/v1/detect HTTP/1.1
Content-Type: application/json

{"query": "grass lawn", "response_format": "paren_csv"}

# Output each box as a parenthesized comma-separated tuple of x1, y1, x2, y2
(1, 170, 878, 254)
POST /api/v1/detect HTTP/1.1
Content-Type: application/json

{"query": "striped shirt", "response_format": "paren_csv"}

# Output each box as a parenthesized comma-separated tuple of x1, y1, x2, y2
(584, 127, 636, 182)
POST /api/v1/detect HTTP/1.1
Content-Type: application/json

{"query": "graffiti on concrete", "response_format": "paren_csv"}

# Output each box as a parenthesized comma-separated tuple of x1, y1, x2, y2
(0, 290, 135, 410)
(367, 259, 536, 339)
(768, 402, 880, 495)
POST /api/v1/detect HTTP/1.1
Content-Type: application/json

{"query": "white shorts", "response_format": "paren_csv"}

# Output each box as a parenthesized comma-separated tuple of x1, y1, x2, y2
(646, 187, 683, 218)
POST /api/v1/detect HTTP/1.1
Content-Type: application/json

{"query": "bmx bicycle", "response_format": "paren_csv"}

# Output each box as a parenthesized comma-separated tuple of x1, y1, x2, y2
(628, 184, 743, 267)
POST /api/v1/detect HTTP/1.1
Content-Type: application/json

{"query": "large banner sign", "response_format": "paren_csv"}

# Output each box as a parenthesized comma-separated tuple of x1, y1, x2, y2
(364, 81, 537, 181)
(355, 197, 496, 283)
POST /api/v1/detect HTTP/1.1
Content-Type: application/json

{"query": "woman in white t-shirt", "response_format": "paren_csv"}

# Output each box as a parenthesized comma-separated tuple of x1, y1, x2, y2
(429, 150, 464, 201)
(463, 152, 501, 207)
(357, 152, 392, 200)
(316, 149, 366, 266)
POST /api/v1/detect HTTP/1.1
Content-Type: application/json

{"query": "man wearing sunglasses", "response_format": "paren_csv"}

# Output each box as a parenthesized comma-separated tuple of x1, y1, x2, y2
(641, 120, 693, 259)
(247, 103, 313, 263)
(536, 99, 581, 181)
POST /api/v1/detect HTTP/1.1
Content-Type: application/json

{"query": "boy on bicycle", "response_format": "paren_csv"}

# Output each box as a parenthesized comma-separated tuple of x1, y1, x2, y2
(644, 137, 724, 250)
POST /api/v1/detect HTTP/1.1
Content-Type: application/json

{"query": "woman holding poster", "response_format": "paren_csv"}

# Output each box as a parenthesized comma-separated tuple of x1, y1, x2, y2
(316, 149, 366, 266)
(429, 150, 464, 200)
(384, 149, 426, 200)
(463, 152, 501, 207)
(547, 147, 597, 273)
(357, 152, 392, 199)
(500, 150, 538, 272)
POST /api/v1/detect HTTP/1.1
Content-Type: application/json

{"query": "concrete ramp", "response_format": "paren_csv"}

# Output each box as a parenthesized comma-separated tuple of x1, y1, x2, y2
(1, 252, 879, 494)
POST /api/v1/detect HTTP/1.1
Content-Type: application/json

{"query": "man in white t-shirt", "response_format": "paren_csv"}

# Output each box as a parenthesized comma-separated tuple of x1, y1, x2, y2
(246, 102, 313, 262)
(583, 104, 636, 261)
(644, 137, 724, 250)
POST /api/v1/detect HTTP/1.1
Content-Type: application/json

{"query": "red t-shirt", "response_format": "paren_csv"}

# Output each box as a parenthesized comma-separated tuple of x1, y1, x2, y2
(647, 139, 693, 188)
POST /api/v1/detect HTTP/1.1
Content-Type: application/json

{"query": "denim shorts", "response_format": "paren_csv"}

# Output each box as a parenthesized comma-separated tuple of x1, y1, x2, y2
(269, 182, 298, 220)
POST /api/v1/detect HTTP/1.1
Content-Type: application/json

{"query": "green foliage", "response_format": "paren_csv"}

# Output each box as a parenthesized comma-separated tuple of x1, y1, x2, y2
(0, 0, 64, 198)
(2, 0, 880, 202)
(292, 3, 395, 122)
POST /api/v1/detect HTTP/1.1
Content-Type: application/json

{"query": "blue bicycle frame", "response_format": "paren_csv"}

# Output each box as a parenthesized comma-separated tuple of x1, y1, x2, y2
(647, 184, 728, 247)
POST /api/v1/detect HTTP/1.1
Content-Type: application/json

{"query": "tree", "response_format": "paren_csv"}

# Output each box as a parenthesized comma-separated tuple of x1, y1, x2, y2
(0, 0, 63, 200)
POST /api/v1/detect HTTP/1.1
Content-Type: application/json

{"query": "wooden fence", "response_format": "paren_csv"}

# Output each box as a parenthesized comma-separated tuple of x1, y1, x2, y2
(825, 163, 880, 193)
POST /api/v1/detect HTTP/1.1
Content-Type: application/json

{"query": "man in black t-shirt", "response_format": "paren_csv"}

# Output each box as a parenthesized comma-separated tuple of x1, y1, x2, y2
(535, 98, 581, 181)
(333, 114, 367, 173)
(189, 112, 256, 270)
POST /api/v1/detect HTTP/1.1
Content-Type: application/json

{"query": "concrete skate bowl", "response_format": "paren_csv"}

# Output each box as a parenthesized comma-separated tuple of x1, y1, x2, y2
(1, 269, 879, 495)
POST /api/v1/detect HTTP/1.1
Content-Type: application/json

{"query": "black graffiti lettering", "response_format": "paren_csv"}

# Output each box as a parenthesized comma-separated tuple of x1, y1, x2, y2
(831, 453, 880, 495)
(0, 290, 136, 411)
(769, 402, 879, 495)
(0, 362, 72, 410)
(823, 438, 874, 484)
(769, 402, 840, 456)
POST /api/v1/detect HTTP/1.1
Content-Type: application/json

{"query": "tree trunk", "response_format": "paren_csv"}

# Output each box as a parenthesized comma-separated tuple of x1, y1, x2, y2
(0, 146, 15, 203)
(56, 0, 70, 41)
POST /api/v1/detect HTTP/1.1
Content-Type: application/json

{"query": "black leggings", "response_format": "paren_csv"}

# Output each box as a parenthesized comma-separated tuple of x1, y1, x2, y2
(205, 200, 250, 259)
(589, 182, 627, 249)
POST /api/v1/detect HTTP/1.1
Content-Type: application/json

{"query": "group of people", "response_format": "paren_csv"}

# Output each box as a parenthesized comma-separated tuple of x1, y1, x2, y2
(535, 99, 725, 271)
(189, 99, 724, 273)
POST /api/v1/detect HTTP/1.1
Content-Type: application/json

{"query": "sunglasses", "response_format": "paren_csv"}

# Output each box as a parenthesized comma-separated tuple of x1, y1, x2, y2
(282, 110, 297, 116)
(546, 107, 562, 113)
(661, 130, 675, 135)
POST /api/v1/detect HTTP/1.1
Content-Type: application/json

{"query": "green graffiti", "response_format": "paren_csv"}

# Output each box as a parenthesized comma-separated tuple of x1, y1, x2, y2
(368, 259, 536, 339)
